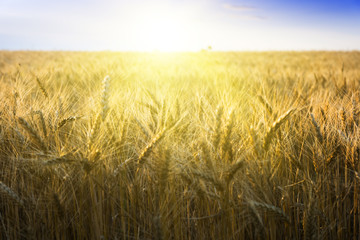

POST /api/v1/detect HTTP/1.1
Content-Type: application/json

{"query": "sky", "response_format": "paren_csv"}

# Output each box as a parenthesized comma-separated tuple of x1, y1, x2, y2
(0, 0, 359, 51)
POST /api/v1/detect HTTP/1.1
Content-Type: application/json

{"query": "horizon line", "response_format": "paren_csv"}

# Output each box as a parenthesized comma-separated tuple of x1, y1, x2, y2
(1, 49, 360, 53)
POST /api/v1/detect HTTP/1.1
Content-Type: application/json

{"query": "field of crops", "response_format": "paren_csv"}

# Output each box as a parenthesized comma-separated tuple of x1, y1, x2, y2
(0, 51, 360, 239)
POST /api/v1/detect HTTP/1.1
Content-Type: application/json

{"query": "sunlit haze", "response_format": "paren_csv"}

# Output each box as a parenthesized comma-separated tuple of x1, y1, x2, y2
(0, 0, 359, 51)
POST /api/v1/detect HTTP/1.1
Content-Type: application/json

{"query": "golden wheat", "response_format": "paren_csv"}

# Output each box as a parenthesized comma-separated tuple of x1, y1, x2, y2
(0, 51, 359, 239)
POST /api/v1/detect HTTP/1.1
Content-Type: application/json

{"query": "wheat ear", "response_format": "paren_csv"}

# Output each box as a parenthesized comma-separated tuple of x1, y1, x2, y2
(32, 110, 47, 138)
(138, 129, 166, 165)
(212, 106, 224, 150)
(12, 91, 18, 117)
(339, 107, 347, 131)
(225, 159, 245, 185)
(101, 75, 110, 121)
(352, 94, 358, 126)
(250, 201, 290, 223)
(310, 113, 323, 143)
(88, 114, 101, 151)
(36, 77, 49, 98)
(248, 201, 266, 239)
(57, 116, 79, 130)
(263, 108, 295, 151)
(192, 169, 225, 192)
(0, 181, 24, 206)
(257, 95, 273, 115)
(18, 117, 47, 152)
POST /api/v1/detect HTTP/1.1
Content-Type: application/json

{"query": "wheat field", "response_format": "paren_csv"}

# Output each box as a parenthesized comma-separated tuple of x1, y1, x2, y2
(0, 51, 360, 239)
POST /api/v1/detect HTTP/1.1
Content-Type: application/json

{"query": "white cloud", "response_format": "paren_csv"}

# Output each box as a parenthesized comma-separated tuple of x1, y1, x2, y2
(222, 3, 266, 21)
(223, 3, 257, 11)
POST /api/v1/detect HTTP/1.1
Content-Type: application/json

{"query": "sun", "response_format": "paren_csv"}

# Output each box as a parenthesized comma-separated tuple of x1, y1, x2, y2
(129, 3, 195, 52)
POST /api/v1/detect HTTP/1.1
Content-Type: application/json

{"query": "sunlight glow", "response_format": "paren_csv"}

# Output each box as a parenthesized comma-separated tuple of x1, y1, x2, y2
(126, 4, 196, 52)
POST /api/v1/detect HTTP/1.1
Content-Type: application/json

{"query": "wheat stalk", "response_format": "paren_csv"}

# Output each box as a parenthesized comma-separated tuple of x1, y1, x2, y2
(175, 98, 181, 120)
(200, 142, 215, 174)
(57, 97, 63, 118)
(158, 148, 171, 197)
(52, 193, 64, 219)
(304, 199, 318, 240)
(153, 215, 163, 240)
(179, 171, 217, 199)
(140, 102, 159, 117)
(320, 107, 327, 122)
(249, 125, 260, 156)
(222, 109, 235, 162)
(117, 121, 128, 149)
(134, 117, 151, 139)
(145, 89, 161, 108)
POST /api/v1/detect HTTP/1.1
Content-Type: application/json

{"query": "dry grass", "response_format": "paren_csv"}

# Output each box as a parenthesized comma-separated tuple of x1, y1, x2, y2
(0, 51, 360, 239)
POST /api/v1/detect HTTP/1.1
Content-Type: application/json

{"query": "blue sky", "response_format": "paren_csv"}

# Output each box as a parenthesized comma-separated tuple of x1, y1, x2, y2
(0, 0, 359, 51)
